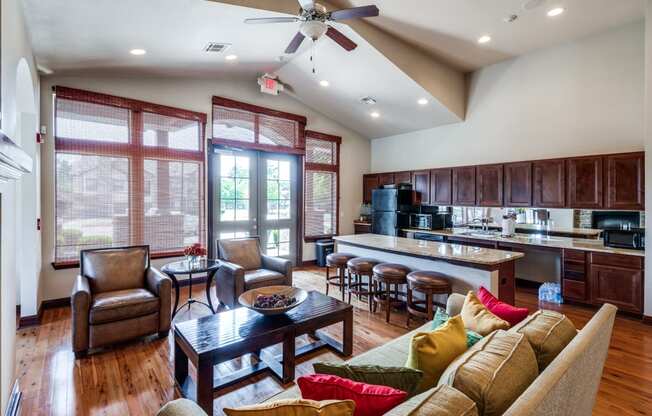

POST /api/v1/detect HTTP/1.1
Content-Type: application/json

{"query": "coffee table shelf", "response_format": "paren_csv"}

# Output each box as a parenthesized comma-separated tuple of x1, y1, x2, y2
(173, 290, 353, 416)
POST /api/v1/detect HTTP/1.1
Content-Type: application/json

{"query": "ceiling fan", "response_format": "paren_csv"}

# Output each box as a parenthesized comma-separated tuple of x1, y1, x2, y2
(244, 0, 379, 54)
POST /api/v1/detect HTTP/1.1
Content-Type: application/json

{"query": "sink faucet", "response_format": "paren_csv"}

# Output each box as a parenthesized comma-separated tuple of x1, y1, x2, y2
(471, 217, 493, 232)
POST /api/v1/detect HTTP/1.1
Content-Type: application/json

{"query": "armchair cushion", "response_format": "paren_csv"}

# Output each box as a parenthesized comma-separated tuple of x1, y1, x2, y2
(218, 238, 262, 271)
(244, 269, 286, 290)
(82, 246, 148, 293)
(71, 275, 92, 353)
(90, 288, 159, 325)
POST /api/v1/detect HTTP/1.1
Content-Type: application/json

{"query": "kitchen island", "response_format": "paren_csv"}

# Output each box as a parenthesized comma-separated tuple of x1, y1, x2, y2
(334, 234, 524, 305)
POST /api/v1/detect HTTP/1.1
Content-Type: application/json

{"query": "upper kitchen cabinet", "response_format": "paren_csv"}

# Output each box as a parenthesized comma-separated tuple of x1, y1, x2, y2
(430, 168, 452, 206)
(476, 164, 504, 206)
(394, 171, 412, 184)
(504, 162, 532, 207)
(533, 159, 566, 208)
(412, 170, 431, 204)
(567, 156, 603, 209)
(605, 152, 644, 210)
(377, 172, 395, 186)
(363, 174, 379, 204)
(452, 166, 476, 206)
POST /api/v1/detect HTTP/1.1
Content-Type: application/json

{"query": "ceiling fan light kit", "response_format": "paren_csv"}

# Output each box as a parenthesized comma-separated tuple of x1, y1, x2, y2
(300, 20, 328, 40)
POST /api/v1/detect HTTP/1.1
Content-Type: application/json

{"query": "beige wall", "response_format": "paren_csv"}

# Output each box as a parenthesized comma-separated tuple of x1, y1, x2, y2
(371, 22, 645, 172)
(1, 0, 40, 410)
(39, 74, 370, 301)
(645, 1, 652, 317)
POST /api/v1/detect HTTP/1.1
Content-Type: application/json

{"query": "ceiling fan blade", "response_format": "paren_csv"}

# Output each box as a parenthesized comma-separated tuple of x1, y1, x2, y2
(298, 0, 315, 11)
(285, 31, 306, 54)
(326, 26, 357, 51)
(244, 17, 300, 24)
(329, 5, 379, 21)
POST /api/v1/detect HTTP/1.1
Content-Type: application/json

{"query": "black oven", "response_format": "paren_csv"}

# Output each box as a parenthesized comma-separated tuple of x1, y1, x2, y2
(603, 228, 645, 250)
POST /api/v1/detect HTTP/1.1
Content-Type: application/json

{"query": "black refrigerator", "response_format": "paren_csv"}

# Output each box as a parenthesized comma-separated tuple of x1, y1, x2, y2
(371, 188, 414, 236)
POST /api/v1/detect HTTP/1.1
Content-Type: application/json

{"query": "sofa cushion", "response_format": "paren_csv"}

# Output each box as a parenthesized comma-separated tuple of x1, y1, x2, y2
(312, 363, 423, 397)
(82, 247, 148, 293)
(460, 291, 510, 336)
(509, 309, 577, 371)
(219, 238, 262, 271)
(244, 269, 286, 289)
(405, 315, 468, 393)
(224, 399, 355, 416)
(90, 288, 158, 325)
(156, 399, 208, 416)
(477, 287, 529, 326)
(439, 330, 538, 416)
(432, 308, 483, 348)
(385, 385, 478, 416)
(298, 374, 407, 416)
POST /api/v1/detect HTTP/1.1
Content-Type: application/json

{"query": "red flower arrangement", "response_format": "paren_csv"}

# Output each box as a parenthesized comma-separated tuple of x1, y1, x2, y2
(184, 243, 207, 257)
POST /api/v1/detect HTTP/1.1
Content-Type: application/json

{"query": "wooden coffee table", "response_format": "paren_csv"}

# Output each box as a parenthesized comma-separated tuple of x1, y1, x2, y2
(173, 290, 353, 415)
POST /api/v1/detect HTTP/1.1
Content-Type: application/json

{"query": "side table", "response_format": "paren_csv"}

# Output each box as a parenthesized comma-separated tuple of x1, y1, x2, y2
(161, 259, 220, 320)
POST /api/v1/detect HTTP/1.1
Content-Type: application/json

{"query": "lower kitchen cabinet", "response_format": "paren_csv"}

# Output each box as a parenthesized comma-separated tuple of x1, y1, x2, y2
(589, 263, 643, 314)
(562, 249, 588, 303)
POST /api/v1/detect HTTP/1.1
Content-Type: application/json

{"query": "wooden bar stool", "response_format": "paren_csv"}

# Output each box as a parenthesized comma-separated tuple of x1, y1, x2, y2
(372, 263, 410, 324)
(325, 253, 356, 302)
(406, 270, 452, 327)
(346, 257, 380, 308)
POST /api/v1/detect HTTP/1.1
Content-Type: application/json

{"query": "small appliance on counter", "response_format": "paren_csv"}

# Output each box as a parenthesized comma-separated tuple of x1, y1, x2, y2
(602, 228, 645, 250)
(409, 211, 453, 230)
(501, 213, 516, 237)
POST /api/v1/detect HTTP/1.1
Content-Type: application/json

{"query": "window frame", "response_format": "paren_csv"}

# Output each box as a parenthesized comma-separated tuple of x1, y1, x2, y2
(52, 86, 208, 269)
(303, 130, 341, 242)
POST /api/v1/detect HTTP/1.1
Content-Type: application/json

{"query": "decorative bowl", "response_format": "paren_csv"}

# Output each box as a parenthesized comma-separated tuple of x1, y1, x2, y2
(238, 286, 308, 316)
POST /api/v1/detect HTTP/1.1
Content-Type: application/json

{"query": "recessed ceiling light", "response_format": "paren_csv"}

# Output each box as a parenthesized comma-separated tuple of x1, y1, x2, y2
(319, 80, 330, 87)
(547, 7, 565, 17)
(129, 48, 147, 56)
(225, 54, 238, 61)
(370, 111, 380, 119)
(417, 98, 429, 105)
(477, 35, 492, 44)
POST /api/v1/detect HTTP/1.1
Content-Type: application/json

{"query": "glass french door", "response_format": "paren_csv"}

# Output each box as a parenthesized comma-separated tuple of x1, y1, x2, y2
(211, 147, 299, 264)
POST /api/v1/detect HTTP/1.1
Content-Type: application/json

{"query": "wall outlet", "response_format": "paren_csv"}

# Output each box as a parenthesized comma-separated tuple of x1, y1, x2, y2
(40, 125, 47, 135)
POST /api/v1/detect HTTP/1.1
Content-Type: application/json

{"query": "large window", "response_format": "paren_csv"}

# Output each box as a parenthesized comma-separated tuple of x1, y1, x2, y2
(53, 86, 207, 265)
(304, 131, 340, 241)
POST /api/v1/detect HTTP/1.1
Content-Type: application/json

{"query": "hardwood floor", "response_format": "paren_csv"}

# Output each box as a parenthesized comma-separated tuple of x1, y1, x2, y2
(15, 268, 652, 415)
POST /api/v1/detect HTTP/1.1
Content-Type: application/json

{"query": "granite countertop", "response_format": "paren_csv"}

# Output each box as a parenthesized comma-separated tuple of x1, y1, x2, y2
(402, 228, 644, 257)
(333, 234, 524, 266)
(464, 222, 602, 237)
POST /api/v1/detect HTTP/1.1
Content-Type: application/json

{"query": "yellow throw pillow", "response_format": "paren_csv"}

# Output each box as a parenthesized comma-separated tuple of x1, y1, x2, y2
(405, 315, 468, 393)
(223, 399, 355, 416)
(460, 291, 510, 336)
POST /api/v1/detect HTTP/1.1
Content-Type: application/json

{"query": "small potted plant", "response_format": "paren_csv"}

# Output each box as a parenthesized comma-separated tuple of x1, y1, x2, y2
(184, 243, 207, 268)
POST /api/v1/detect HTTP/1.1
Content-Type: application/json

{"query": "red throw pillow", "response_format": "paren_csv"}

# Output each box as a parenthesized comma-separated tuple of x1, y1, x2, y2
(478, 286, 529, 326)
(298, 374, 407, 416)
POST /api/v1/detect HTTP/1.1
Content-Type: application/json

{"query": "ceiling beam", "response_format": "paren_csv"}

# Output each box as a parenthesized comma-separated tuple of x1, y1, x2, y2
(207, 0, 466, 120)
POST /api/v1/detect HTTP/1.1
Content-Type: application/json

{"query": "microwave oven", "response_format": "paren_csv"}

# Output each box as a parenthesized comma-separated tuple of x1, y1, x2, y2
(602, 228, 645, 250)
(409, 213, 452, 231)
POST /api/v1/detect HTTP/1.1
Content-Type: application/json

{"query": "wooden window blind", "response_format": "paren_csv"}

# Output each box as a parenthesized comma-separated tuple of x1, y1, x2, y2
(53, 86, 207, 266)
(304, 131, 341, 241)
(211, 96, 306, 154)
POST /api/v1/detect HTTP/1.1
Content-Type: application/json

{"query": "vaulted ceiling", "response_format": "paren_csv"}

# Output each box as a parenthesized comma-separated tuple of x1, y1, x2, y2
(22, 0, 645, 139)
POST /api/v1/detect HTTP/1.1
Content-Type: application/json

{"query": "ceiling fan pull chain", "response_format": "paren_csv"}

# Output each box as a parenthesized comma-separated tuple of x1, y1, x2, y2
(311, 41, 316, 74)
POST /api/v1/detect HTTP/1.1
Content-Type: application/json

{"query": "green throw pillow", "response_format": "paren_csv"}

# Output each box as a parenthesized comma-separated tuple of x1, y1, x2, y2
(312, 363, 423, 397)
(432, 308, 483, 347)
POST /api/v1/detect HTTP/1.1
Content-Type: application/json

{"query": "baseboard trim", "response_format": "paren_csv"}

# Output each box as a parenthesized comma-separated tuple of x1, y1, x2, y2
(17, 303, 45, 329)
(41, 297, 71, 309)
(5, 381, 21, 416)
(643, 315, 652, 325)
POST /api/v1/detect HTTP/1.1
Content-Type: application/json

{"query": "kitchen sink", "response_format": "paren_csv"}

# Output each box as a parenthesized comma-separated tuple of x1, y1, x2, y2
(460, 230, 501, 238)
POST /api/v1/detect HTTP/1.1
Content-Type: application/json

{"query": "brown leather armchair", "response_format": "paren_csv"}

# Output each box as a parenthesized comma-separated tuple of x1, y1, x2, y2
(216, 237, 293, 308)
(71, 246, 172, 358)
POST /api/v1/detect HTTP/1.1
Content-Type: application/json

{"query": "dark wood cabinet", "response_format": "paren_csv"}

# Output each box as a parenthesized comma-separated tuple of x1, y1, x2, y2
(533, 159, 566, 208)
(567, 156, 603, 208)
(412, 170, 430, 205)
(394, 171, 412, 184)
(504, 162, 532, 207)
(452, 166, 476, 206)
(605, 152, 644, 210)
(476, 164, 504, 206)
(377, 173, 395, 186)
(362, 174, 379, 204)
(562, 249, 588, 303)
(354, 222, 372, 234)
(586, 252, 643, 314)
(430, 168, 452, 206)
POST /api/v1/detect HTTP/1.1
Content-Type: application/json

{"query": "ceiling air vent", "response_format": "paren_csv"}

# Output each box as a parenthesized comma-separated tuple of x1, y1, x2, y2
(360, 96, 377, 105)
(204, 43, 231, 53)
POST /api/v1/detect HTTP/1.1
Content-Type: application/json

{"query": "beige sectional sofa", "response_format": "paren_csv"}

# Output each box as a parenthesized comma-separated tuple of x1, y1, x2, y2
(158, 294, 617, 416)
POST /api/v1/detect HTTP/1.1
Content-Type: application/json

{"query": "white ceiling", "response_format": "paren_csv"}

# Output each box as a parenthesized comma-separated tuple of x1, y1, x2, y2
(22, 0, 646, 139)
(329, 0, 646, 71)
